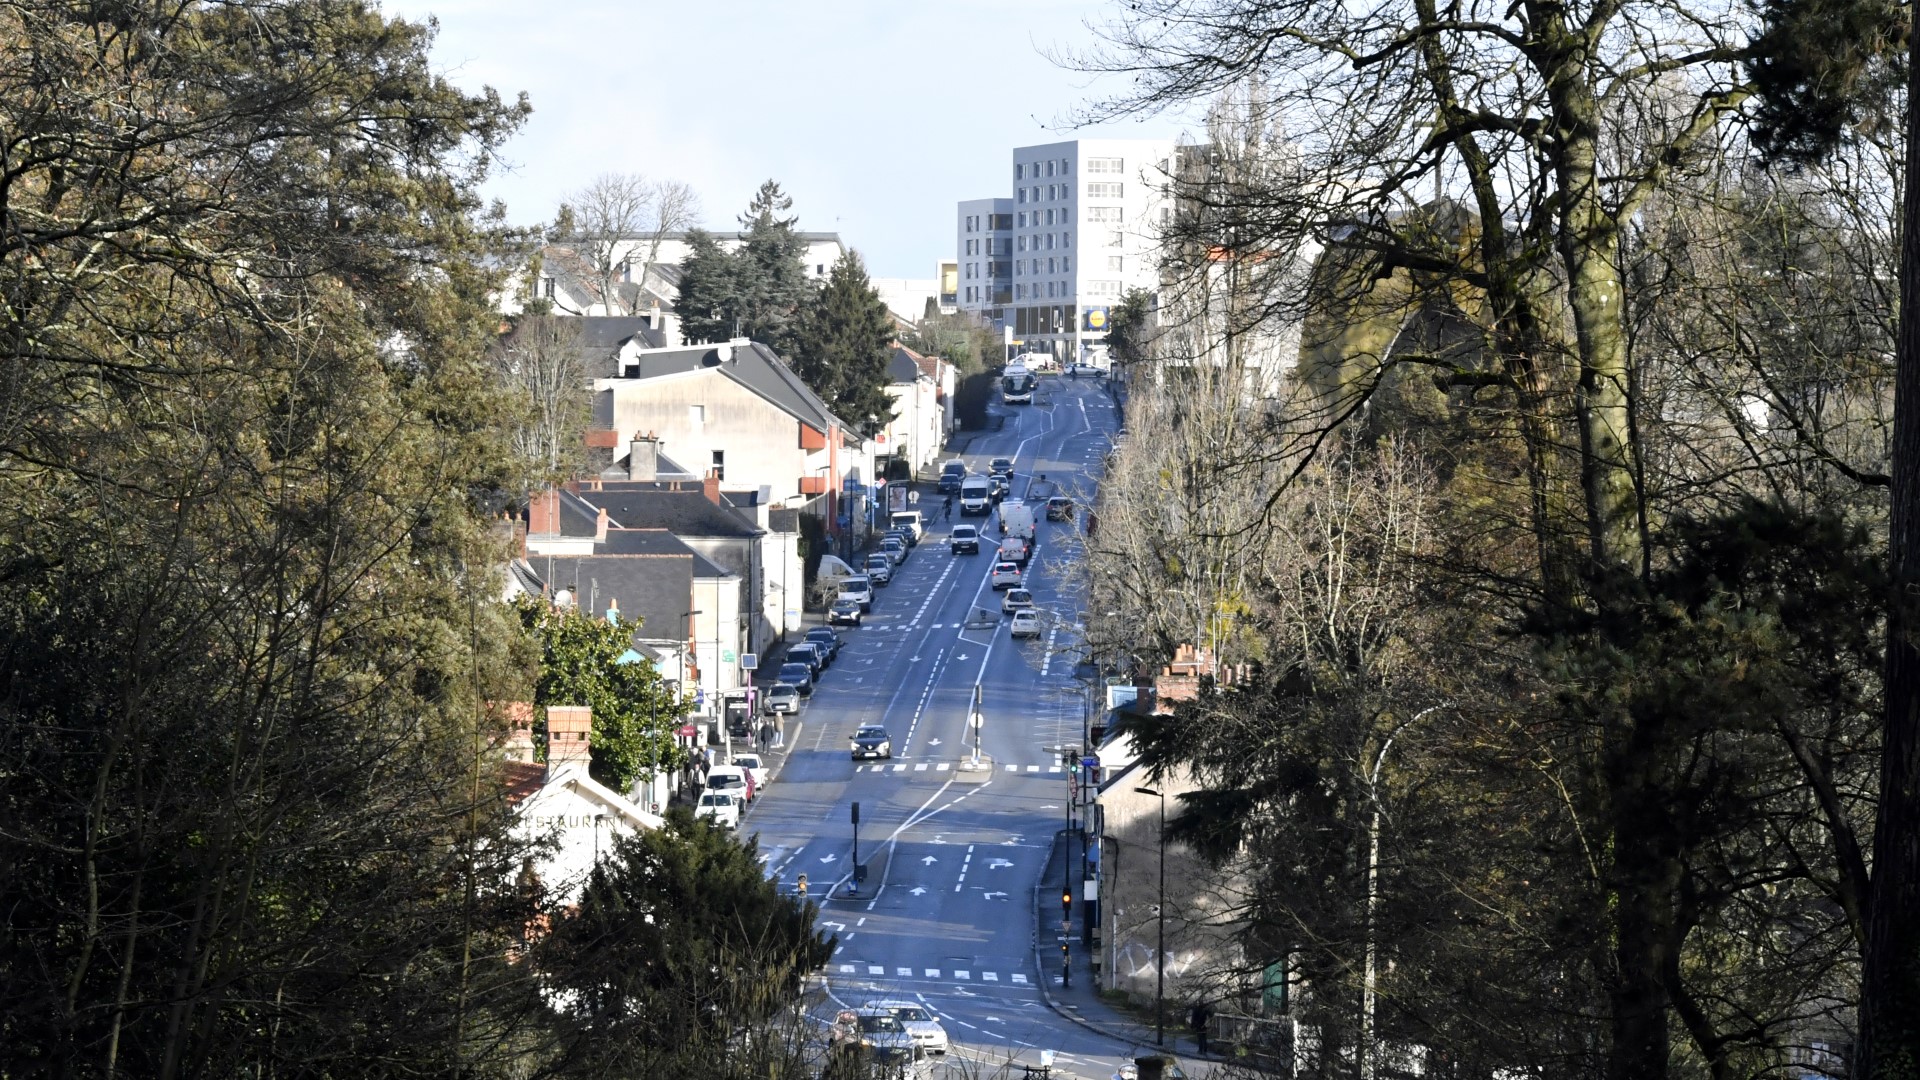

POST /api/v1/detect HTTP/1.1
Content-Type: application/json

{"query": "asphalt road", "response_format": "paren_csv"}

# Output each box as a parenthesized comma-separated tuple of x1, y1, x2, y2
(736, 377, 1143, 1079)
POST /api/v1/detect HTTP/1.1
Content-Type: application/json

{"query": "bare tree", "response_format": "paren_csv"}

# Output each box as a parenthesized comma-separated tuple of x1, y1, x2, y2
(493, 315, 589, 482)
(555, 174, 703, 317)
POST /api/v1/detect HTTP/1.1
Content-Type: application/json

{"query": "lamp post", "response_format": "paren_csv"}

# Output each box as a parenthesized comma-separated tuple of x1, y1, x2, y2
(1135, 784, 1167, 1046)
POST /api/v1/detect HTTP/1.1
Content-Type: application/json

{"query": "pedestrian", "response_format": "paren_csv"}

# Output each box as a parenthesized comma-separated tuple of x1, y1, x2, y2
(773, 722, 785, 748)
(1190, 1001, 1212, 1056)
(944, 496, 953, 522)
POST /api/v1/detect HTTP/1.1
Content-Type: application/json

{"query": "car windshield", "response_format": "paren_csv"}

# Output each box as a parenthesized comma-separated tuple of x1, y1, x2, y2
(735, 756, 760, 769)
(858, 1015, 903, 1033)
(709, 774, 740, 788)
(846, 577, 868, 589)
(700, 793, 729, 806)
(856, 727, 887, 740)
(890, 1006, 930, 1021)
(779, 664, 807, 679)
(771, 684, 796, 696)
(955, 526, 975, 535)
(992, 458, 1012, 470)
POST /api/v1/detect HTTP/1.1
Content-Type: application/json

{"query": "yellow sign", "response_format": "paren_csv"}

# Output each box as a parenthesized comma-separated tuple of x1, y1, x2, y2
(1083, 307, 1110, 331)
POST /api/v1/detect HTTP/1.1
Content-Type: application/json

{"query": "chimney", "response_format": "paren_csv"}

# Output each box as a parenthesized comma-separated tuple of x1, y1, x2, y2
(545, 705, 593, 777)
(703, 473, 721, 506)
(1154, 643, 1216, 711)
(493, 701, 536, 763)
(528, 489, 560, 536)
(595, 506, 609, 542)
(628, 433, 660, 481)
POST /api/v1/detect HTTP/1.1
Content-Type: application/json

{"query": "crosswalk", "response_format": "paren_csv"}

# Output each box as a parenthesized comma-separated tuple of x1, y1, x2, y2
(834, 964, 1030, 985)
(854, 762, 1064, 774)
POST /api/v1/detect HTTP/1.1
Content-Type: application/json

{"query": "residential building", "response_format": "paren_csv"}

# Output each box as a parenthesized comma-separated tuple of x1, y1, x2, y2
(956, 139, 1178, 363)
(880, 345, 952, 480)
(956, 197, 1014, 332)
(586, 338, 876, 552)
(499, 704, 665, 905)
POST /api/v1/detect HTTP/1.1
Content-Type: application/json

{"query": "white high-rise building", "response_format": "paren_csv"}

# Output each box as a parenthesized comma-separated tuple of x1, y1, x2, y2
(956, 138, 1177, 364)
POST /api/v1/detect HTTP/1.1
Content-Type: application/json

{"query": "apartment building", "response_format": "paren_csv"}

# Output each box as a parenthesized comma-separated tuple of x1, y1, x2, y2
(956, 138, 1177, 363)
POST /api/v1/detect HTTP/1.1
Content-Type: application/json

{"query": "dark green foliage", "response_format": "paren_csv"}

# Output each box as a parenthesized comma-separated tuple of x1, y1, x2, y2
(1103, 287, 1155, 365)
(790, 251, 898, 436)
(539, 812, 835, 1075)
(1746, 0, 1907, 165)
(674, 228, 740, 345)
(953, 371, 998, 430)
(516, 598, 692, 790)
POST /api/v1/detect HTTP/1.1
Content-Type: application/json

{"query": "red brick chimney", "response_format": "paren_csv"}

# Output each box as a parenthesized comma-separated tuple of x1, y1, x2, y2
(595, 505, 609, 542)
(545, 705, 593, 777)
(528, 489, 560, 535)
(492, 701, 536, 763)
(1153, 643, 1216, 712)
(703, 472, 721, 505)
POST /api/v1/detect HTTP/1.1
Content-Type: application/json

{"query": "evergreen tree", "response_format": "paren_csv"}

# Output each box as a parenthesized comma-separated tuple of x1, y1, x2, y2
(790, 251, 898, 436)
(732, 180, 815, 356)
(673, 227, 739, 344)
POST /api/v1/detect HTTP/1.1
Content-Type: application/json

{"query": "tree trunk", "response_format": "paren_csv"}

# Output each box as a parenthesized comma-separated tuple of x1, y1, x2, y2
(1861, 9, 1920, 1076)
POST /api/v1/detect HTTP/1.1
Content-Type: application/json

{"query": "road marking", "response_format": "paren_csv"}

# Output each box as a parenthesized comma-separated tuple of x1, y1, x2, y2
(869, 965, 886, 975)
(925, 968, 940, 978)
(898, 967, 912, 977)
(914, 763, 927, 771)
(983, 972, 999, 982)
(954, 970, 970, 980)
(936, 763, 950, 771)
(1011, 973, 1028, 984)
(893, 764, 907, 772)
(841, 965, 854, 973)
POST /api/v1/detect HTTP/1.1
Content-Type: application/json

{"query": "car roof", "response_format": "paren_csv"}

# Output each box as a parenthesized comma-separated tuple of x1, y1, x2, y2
(855, 725, 888, 734)
(770, 682, 797, 691)
(995, 561, 1019, 570)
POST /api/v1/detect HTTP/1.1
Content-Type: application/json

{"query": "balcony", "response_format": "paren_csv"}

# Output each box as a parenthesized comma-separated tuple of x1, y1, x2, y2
(798, 475, 831, 495)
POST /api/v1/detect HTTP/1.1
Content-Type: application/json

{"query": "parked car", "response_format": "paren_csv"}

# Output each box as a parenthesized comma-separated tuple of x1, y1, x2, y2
(865, 553, 894, 585)
(1047, 495, 1074, 521)
(1002, 587, 1035, 615)
(706, 764, 755, 805)
(732, 752, 769, 791)
(1010, 608, 1043, 638)
(879, 537, 908, 565)
(938, 460, 967, 493)
(863, 1000, 950, 1055)
(949, 524, 980, 554)
(786, 642, 825, 677)
(695, 791, 741, 829)
(838, 576, 873, 612)
(889, 511, 925, 543)
(777, 661, 814, 696)
(805, 626, 841, 661)
(850, 724, 893, 760)
(990, 561, 1023, 590)
(886, 525, 917, 549)
(829, 599, 865, 627)
(763, 683, 800, 715)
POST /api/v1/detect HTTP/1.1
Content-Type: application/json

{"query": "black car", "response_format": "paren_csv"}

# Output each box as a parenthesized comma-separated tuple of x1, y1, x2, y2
(778, 662, 814, 696)
(937, 461, 967, 492)
(1047, 495, 1074, 521)
(787, 642, 825, 676)
(828, 599, 864, 627)
(989, 457, 1014, 479)
(805, 626, 841, 661)
(850, 725, 893, 760)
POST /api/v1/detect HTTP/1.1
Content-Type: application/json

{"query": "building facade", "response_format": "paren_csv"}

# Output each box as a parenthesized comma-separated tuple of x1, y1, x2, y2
(957, 139, 1177, 363)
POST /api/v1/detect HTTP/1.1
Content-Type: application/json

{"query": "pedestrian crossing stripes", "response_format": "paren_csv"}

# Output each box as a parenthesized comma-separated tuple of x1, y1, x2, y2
(854, 763, 1063, 774)
(837, 964, 1028, 985)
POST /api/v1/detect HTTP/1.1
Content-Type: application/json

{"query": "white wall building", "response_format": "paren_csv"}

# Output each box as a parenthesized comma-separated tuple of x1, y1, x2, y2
(956, 139, 1177, 363)
(501, 704, 664, 905)
(956, 197, 1014, 332)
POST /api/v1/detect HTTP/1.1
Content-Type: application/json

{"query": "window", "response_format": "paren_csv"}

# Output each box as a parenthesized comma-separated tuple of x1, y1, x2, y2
(1045, 209, 1056, 226)
(1016, 284, 1025, 299)
(1032, 258, 1041, 274)
(1046, 160, 1055, 177)
(1087, 156, 1124, 174)
(689, 405, 706, 424)
(1016, 211, 1027, 227)
(1014, 261, 1022, 276)
(1017, 235, 1027, 252)
(541, 277, 556, 298)
(1087, 182, 1124, 198)
(1063, 231, 1071, 246)
(1016, 163, 1025, 179)
(1159, 206, 1172, 224)
(1107, 255, 1124, 271)
(1086, 280, 1124, 297)
(1032, 186, 1041, 202)
(711, 450, 725, 481)
(1061, 158, 1070, 173)
(1107, 230, 1125, 247)
(1017, 188, 1026, 204)
(1086, 206, 1122, 223)
(1047, 257, 1056, 273)
(817, 264, 825, 274)
(1062, 256, 1071, 272)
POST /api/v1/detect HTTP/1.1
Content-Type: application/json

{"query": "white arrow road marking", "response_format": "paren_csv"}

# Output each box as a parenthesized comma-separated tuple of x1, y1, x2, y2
(820, 854, 838, 863)
(929, 738, 942, 747)
(988, 858, 1014, 869)
(910, 886, 927, 895)
(921, 855, 938, 865)
(956, 653, 970, 661)
(821, 921, 847, 932)
(984, 891, 1009, 900)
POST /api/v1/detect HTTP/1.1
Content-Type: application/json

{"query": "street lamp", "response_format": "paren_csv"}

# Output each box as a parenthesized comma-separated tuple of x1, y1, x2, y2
(1135, 784, 1167, 1046)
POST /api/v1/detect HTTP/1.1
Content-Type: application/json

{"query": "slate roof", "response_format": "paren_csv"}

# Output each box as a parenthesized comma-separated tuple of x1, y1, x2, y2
(572, 316, 664, 350)
(690, 551, 733, 580)
(532, 544, 692, 640)
(612, 341, 843, 433)
(887, 346, 924, 384)
(581, 485, 763, 538)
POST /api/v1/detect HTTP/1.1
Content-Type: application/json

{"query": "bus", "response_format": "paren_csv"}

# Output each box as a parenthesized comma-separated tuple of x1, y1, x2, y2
(1002, 361, 1035, 404)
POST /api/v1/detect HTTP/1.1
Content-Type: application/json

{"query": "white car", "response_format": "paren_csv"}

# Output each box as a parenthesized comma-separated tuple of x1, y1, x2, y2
(732, 752, 769, 791)
(706, 764, 754, 804)
(1002, 587, 1034, 615)
(863, 999, 950, 1055)
(990, 561, 1023, 590)
(838, 576, 874, 612)
(864, 553, 893, 585)
(1010, 608, 1043, 638)
(764, 683, 800, 715)
(695, 791, 741, 829)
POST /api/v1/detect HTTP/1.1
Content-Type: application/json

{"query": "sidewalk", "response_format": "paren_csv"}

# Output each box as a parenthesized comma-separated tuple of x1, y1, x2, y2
(1033, 828, 1212, 1062)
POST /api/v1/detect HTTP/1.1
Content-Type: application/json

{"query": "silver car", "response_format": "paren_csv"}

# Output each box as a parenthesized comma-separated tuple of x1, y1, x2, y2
(864, 999, 949, 1055)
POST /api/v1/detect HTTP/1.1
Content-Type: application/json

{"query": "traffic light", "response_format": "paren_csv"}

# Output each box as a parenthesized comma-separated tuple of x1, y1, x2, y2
(1062, 889, 1073, 920)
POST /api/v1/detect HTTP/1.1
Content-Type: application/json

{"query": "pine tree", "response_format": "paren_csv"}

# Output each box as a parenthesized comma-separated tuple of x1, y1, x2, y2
(790, 251, 898, 436)
(732, 180, 815, 356)
(673, 228, 739, 344)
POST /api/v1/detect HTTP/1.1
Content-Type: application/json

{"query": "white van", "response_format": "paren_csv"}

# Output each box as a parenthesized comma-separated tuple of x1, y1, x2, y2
(959, 474, 992, 516)
(889, 511, 924, 542)
(999, 502, 1035, 540)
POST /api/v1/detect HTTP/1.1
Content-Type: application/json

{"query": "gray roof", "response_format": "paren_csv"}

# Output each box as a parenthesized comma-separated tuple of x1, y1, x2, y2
(572, 316, 664, 350)
(769, 507, 801, 533)
(888, 346, 924, 384)
(614, 341, 843, 433)
(531, 549, 692, 639)
(690, 551, 733, 580)
(581, 485, 763, 538)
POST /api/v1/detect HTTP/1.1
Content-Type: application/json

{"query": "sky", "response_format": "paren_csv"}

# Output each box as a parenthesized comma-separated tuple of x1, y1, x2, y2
(379, 0, 1187, 279)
